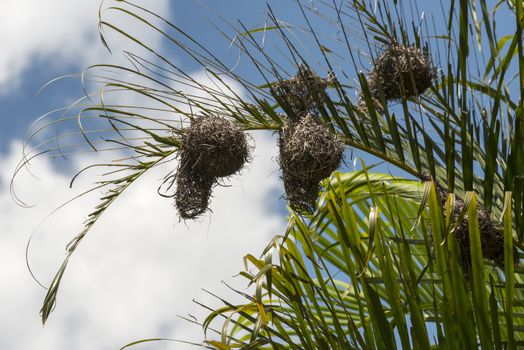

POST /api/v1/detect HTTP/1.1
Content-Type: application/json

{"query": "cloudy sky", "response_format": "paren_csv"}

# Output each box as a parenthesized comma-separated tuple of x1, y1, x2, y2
(0, 1, 296, 349)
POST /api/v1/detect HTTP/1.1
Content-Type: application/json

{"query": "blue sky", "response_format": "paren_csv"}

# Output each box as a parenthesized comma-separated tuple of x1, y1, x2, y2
(0, 1, 286, 151)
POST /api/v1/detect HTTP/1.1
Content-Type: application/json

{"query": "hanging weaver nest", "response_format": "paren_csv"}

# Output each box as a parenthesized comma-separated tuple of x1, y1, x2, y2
(279, 114, 344, 214)
(450, 199, 511, 276)
(168, 115, 251, 220)
(420, 173, 517, 276)
(365, 44, 436, 101)
(178, 115, 250, 178)
(271, 65, 332, 121)
(279, 115, 344, 180)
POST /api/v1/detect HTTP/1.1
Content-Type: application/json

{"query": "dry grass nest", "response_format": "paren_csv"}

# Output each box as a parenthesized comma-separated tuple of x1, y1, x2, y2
(366, 44, 436, 101)
(271, 65, 332, 121)
(450, 199, 514, 276)
(170, 115, 251, 220)
(179, 115, 250, 178)
(279, 115, 344, 180)
(421, 174, 517, 277)
(279, 114, 344, 214)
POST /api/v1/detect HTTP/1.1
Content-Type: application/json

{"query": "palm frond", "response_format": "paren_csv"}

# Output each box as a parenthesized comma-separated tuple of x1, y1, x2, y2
(200, 168, 524, 348)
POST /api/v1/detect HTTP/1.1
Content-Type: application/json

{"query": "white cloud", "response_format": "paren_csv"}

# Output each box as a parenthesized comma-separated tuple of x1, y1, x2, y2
(0, 133, 286, 350)
(0, 0, 170, 92)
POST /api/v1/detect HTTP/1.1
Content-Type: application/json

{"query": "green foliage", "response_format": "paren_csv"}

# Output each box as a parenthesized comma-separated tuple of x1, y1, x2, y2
(200, 171, 524, 349)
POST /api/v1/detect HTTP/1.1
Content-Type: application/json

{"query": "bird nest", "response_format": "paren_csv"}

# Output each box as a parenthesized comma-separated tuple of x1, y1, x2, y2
(271, 65, 332, 121)
(279, 115, 344, 180)
(168, 115, 251, 220)
(420, 174, 516, 276)
(366, 44, 436, 101)
(450, 200, 511, 276)
(179, 115, 250, 178)
(278, 114, 344, 214)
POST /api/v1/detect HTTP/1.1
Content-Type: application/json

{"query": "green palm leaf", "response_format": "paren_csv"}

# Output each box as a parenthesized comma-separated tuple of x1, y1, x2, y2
(201, 169, 524, 348)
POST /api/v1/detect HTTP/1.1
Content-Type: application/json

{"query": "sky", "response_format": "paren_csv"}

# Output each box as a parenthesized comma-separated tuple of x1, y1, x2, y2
(0, 1, 293, 349)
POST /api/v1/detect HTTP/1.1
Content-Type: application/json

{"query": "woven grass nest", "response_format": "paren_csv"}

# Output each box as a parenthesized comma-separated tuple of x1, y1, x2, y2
(423, 175, 517, 276)
(272, 65, 332, 121)
(172, 115, 251, 220)
(450, 199, 511, 275)
(179, 115, 250, 178)
(364, 43, 436, 103)
(279, 114, 344, 214)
